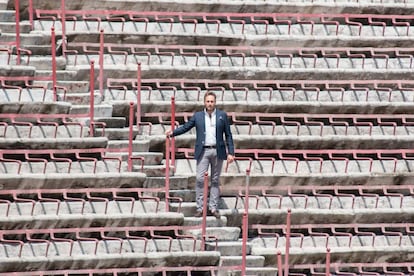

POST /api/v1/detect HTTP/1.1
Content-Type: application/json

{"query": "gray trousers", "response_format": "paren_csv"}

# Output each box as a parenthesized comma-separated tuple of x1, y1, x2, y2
(195, 148, 224, 212)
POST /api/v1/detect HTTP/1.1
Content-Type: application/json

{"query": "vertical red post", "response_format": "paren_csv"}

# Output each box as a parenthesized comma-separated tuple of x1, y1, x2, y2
(51, 27, 57, 101)
(136, 63, 142, 132)
(89, 61, 95, 137)
(241, 168, 250, 276)
(201, 172, 209, 250)
(14, 0, 21, 65)
(284, 209, 292, 276)
(170, 96, 176, 170)
(165, 136, 170, 212)
(60, 0, 66, 56)
(128, 102, 134, 172)
(277, 251, 283, 276)
(99, 29, 104, 96)
(325, 248, 331, 276)
(28, 0, 33, 30)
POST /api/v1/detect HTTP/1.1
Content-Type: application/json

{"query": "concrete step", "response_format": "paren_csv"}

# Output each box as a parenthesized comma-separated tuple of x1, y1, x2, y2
(220, 255, 265, 267)
(143, 175, 192, 190)
(107, 139, 150, 152)
(95, 127, 140, 140)
(35, 69, 79, 82)
(107, 151, 163, 166)
(34, 80, 90, 93)
(183, 226, 241, 242)
(69, 104, 113, 119)
(0, 10, 15, 22)
(25, 56, 66, 70)
(0, 21, 31, 33)
(206, 240, 252, 256)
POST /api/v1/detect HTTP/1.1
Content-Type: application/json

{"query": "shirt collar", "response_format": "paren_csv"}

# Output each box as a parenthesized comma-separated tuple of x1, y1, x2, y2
(204, 108, 216, 116)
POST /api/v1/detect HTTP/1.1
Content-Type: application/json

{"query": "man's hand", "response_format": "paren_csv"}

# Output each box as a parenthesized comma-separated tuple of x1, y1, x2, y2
(227, 154, 235, 164)
(165, 130, 173, 138)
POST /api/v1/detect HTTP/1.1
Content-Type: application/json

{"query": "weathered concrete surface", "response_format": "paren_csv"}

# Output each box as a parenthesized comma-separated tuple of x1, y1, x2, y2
(222, 208, 414, 227)
(0, 137, 108, 149)
(253, 245, 414, 266)
(0, 212, 184, 230)
(0, 251, 220, 272)
(10, 0, 414, 18)
(0, 172, 147, 189)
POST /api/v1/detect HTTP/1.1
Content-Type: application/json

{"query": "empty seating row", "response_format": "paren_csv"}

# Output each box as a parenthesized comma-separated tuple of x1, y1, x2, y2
(33, 10, 414, 38)
(106, 78, 414, 102)
(65, 43, 414, 71)
(141, 111, 414, 136)
(175, 147, 414, 174)
(220, 184, 414, 210)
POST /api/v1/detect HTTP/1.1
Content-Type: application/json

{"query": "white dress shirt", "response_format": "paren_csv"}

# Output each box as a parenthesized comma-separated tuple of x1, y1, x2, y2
(204, 109, 216, 146)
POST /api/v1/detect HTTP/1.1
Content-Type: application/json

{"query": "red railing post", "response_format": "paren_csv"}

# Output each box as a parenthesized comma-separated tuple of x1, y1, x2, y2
(284, 208, 291, 276)
(28, 0, 33, 30)
(201, 171, 209, 250)
(128, 102, 134, 172)
(60, 0, 66, 56)
(277, 251, 283, 276)
(165, 136, 170, 212)
(170, 96, 176, 171)
(99, 29, 104, 96)
(51, 27, 57, 101)
(136, 63, 142, 132)
(89, 60, 95, 137)
(14, 0, 21, 65)
(326, 248, 331, 276)
(241, 168, 251, 276)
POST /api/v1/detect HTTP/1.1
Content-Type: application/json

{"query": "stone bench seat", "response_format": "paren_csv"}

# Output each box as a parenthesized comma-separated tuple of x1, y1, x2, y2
(0, 211, 184, 230)
(252, 245, 414, 266)
(105, 86, 414, 103)
(0, 172, 147, 190)
(69, 63, 414, 83)
(33, 19, 414, 38)
(0, 238, 203, 258)
(0, 200, 167, 218)
(63, 51, 414, 71)
(0, 87, 55, 102)
(220, 208, 414, 227)
(0, 250, 219, 273)
(0, 159, 127, 174)
(0, 137, 107, 148)
(174, 157, 414, 176)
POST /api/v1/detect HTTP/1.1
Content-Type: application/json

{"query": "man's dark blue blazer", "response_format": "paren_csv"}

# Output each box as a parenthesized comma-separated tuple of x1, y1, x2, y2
(172, 109, 235, 161)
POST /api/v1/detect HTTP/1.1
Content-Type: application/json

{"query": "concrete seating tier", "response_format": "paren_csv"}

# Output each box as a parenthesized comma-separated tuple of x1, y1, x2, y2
(14, 0, 414, 16)
(0, 172, 146, 190)
(105, 78, 414, 103)
(63, 44, 414, 70)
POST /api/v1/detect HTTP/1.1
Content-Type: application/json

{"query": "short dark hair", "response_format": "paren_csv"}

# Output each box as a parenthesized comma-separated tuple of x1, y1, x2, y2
(204, 91, 216, 100)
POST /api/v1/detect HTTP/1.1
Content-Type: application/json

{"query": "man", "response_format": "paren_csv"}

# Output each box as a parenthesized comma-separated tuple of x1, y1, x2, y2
(166, 91, 235, 219)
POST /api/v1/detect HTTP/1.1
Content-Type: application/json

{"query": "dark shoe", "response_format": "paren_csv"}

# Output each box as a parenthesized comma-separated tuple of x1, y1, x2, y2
(195, 210, 203, 217)
(211, 210, 221, 219)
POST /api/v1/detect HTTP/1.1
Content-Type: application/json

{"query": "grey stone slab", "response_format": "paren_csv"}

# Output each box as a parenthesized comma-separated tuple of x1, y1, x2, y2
(0, 251, 220, 272)
(252, 245, 414, 266)
(0, 211, 184, 230)
(0, 172, 146, 190)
